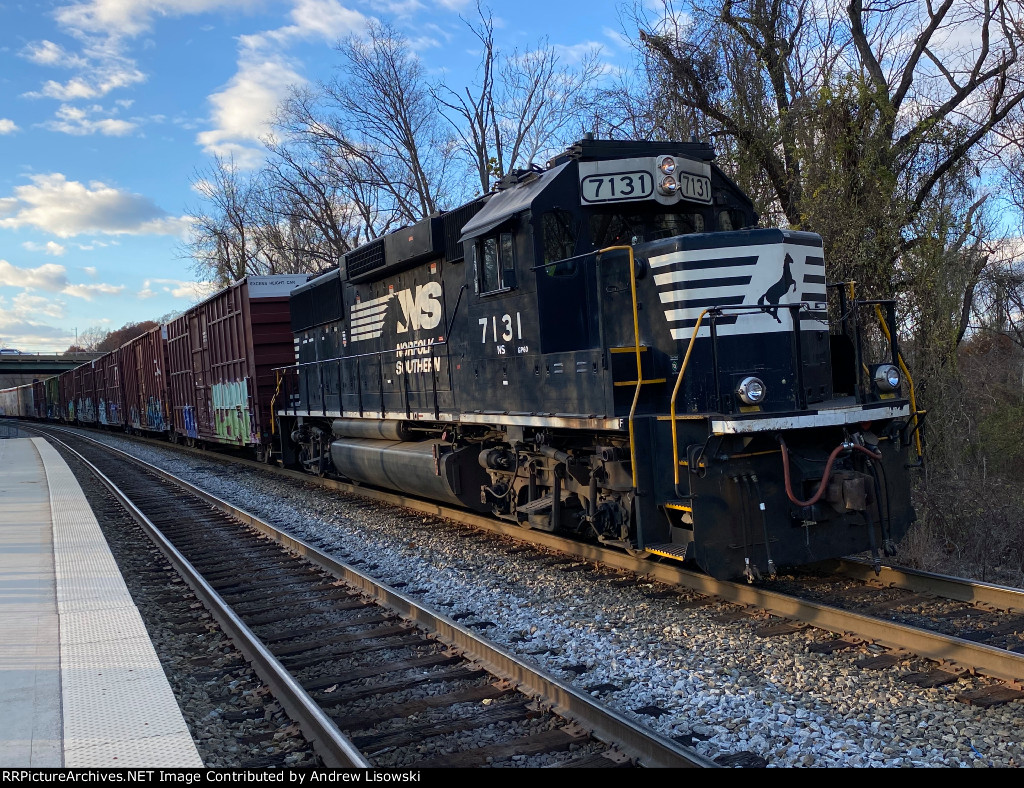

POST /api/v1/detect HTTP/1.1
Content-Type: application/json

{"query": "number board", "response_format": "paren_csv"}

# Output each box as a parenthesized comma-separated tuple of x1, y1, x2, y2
(676, 171, 712, 204)
(580, 170, 654, 204)
(578, 155, 713, 207)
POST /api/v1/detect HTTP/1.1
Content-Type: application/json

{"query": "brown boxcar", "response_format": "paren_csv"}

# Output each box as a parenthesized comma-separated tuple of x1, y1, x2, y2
(43, 375, 61, 420)
(166, 274, 309, 455)
(94, 350, 124, 427)
(119, 325, 172, 434)
(59, 369, 76, 422)
(31, 379, 46, 418)
(72, 362, 97, 424)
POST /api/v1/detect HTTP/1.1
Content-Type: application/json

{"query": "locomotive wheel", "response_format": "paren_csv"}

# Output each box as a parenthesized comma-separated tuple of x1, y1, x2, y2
(169, 431, 179, 445)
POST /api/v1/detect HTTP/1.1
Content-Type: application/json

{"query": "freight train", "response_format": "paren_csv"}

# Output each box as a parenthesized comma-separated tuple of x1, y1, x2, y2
(0, 137, 921, 581)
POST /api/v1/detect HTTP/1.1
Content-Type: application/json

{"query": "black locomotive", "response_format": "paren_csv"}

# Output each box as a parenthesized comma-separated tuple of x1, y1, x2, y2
(277, 137, 918, 581)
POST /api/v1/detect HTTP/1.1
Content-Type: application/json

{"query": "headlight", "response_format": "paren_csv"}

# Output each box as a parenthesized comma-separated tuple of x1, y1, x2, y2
(659, 175, 678, 194)
(873, 364, 901, 392)
(658, 156, 676, 174)
(737, 376, 766, 405)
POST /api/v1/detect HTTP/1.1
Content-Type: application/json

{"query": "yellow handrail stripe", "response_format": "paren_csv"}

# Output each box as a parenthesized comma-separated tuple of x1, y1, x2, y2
(873, 304, 923, 460)
(669, 310, 711, 488)
(614, 378, 667, 387)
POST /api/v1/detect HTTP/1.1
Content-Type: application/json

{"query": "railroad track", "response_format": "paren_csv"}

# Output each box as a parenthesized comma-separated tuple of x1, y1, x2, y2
(159, 430, 1024, 690)
(27, 424, 1024, 720)
(35, 426, 713, 769)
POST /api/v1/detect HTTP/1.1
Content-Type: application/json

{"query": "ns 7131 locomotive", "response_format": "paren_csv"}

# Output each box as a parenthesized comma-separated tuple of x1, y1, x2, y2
(277, 137, 919, 581)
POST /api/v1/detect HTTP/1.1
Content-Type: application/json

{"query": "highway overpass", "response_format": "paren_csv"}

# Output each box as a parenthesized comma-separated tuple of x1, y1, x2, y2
(0, 353, 104, 389)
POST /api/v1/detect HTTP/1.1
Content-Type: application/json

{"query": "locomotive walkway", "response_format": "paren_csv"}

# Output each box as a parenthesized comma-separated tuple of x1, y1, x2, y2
(0, 435, 202, 767)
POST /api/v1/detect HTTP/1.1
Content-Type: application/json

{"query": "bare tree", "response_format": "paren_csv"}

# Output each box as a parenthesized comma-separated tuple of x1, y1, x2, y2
(432, 3, 603, 193)
(183, 155, 262, 284)
(632, 0, 1024, 297)
(326, 20, 456, 221)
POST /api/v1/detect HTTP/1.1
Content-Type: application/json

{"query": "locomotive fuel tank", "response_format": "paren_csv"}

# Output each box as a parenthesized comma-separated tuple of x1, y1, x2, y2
(329, 437, 491, 511)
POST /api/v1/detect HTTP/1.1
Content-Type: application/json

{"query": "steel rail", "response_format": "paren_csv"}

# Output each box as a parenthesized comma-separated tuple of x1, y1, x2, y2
(830, 557, 1024, 614)
(40, 431, 371, 769)
(36, 423, 1024, 684)
(38, 425, 715, 769)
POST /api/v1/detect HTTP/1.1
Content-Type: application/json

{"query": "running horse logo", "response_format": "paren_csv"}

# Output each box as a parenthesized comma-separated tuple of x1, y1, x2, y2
(757, 253, 797, 323)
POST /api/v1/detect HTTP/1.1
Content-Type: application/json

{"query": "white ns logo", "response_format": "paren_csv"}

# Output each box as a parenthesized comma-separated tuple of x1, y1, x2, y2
(396, 281, 443, 333)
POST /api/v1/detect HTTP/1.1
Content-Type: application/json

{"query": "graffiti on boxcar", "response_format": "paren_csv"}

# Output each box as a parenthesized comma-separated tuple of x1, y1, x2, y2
(182, 404, 198, 438)
(212, 380, 251, 444)
(146, 397, 166, 431)
(98, 399, 121, 426)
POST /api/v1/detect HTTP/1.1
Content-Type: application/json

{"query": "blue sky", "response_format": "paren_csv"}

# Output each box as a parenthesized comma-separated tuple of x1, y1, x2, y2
(0, 0, 633, 352)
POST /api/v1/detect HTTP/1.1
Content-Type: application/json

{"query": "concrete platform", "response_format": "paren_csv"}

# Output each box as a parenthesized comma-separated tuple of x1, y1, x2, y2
(0, 437, 203, 767)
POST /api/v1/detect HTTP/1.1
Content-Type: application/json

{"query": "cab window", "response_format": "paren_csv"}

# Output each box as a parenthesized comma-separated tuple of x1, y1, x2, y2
(718, 208, 748, 231)
(476, 231, 517, 294)
(589, 211, 704, 248)
(541, 210, 578, 276)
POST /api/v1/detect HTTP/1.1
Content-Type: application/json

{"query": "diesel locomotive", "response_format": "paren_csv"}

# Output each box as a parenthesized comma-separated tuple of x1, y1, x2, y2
(277, 137, 920, 581)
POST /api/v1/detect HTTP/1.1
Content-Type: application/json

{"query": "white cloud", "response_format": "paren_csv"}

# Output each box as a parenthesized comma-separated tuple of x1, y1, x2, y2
(63, 282, 126, 299)
(0, 174, 190, 238)
(53, 0, 255, 39)
(42, 104, 137, 136)
(20, 40, 89, 69)
(83, 266, 98, 276)
(198, 1, 367, 166)
(0, 312, 75, 352)
(552, 41, 604, 63)
(11, 293, 66, 320)
(196, 55, 307, 166)
(31, 67, 146, 101)
(22, 241, 67, 256)
(142, 278, 219, 301)
(0, 119, 19, 134)
(0, 261, 69, 291)
(0, 259, 123, 301)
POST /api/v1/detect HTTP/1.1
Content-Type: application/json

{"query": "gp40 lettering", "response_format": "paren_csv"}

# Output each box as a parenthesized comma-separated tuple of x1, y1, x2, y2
(479, 312, 527, 354)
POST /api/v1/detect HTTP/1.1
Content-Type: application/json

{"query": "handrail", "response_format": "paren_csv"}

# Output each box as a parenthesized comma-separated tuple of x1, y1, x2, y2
(269, 371, 283, 437)
(873, 303, 923, 460)
(669, 309, 712, 490)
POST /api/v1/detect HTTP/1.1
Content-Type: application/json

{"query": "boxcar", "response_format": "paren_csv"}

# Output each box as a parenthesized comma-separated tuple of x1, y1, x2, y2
(72, 363, 97, 424)
(119, 325, 172, 435)
(43, 376, 60, 420)
(166, 274, 310, 457)
(0, 385, 25, 417)
(94, 350, 124, 428)
(31, 379, 46, 419)
(59, 369, 76, 422)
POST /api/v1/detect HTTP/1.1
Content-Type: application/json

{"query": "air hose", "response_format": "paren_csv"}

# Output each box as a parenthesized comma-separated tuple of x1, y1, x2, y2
(779, 436, 882, 507)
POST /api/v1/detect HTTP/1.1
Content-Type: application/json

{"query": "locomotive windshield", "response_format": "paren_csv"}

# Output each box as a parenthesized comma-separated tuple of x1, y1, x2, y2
(588, 210, 706, 248)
